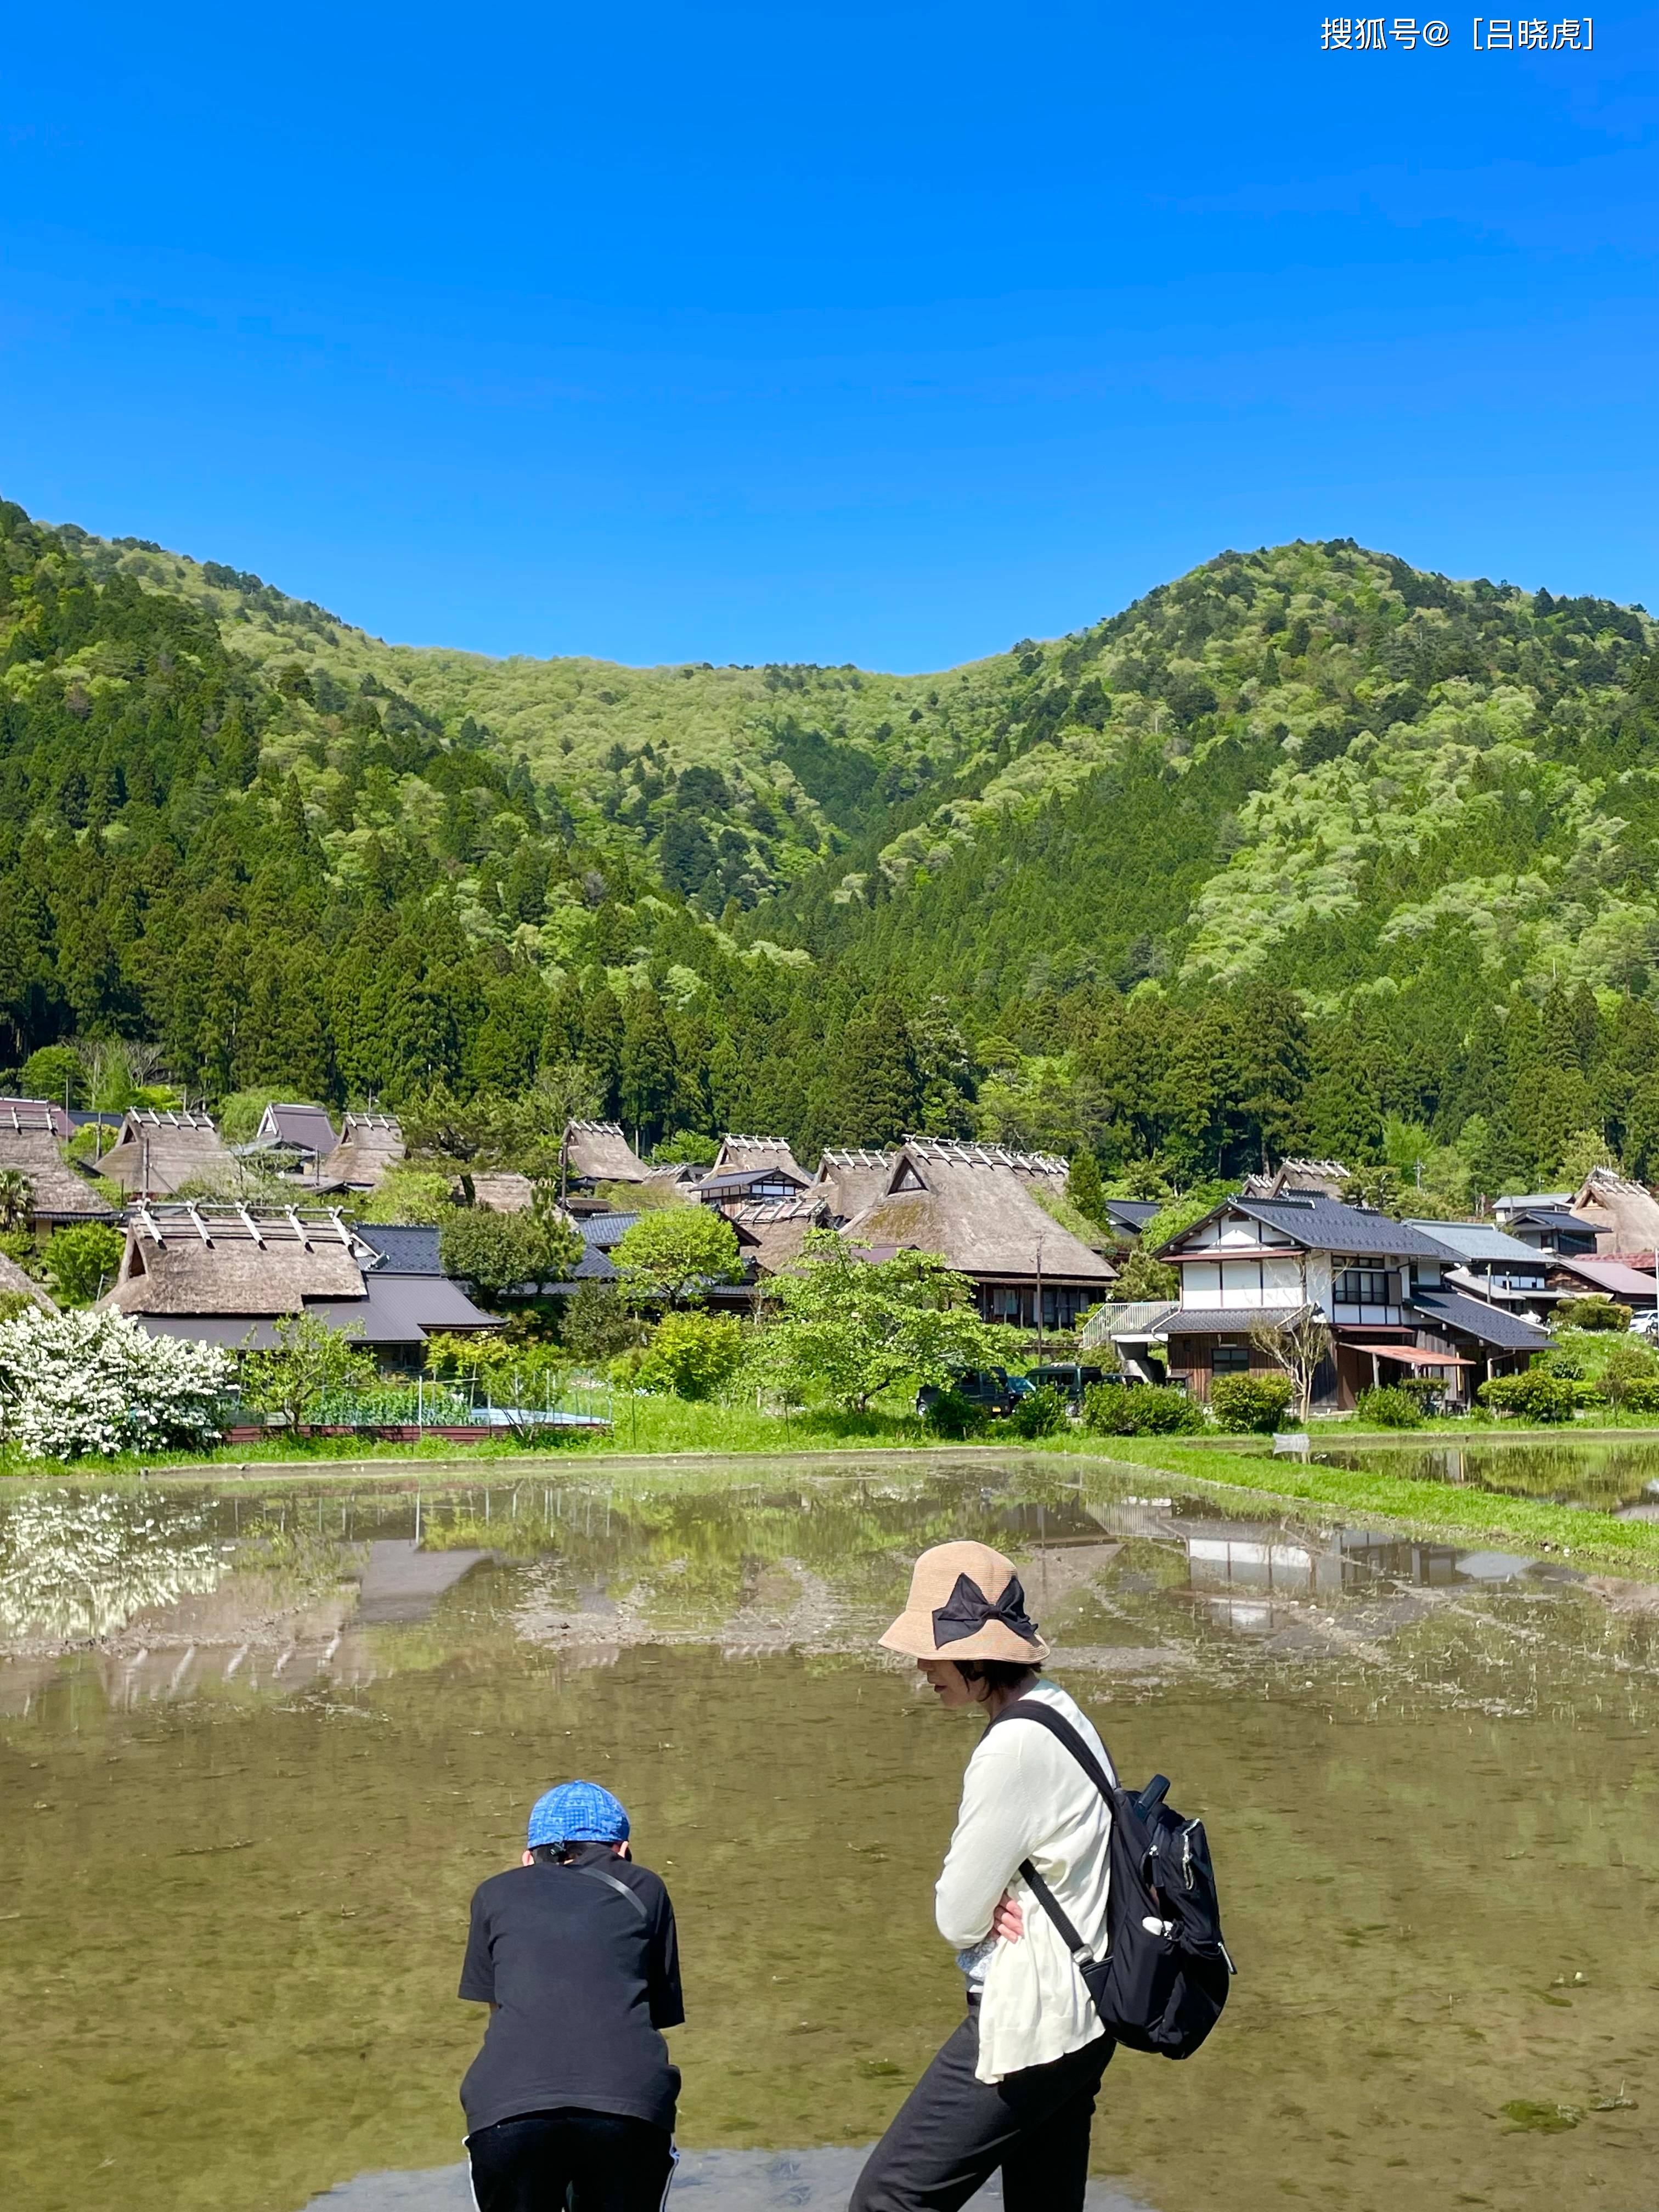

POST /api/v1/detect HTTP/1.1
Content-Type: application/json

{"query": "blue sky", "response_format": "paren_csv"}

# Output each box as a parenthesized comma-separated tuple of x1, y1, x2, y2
(2, 2, 1655, 669)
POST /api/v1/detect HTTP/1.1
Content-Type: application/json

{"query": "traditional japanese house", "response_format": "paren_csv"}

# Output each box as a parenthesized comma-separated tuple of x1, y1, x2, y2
(1542, 1253, 1659, 1312)
(697, 1135, 813, 1210)
(1402, 1218, 1557, 1317)
(0, 1098, 119, 1233)
(319, 1114, 405, 1194)
(1492, 1192, 1599, 1257)
(1157, 1193, 1549, 1408)
(98, 1109, 235, 1199)
(562, 1120, 656, 1190)
(842, 1137, 1115, 1330)
(107, 1206, 498, 1369)
(812, 1148, 894, 1224)
(1562, 1166, 1659, 1262)
(0, 1250, 57, 1311)
(249, 1102, 340, 1169)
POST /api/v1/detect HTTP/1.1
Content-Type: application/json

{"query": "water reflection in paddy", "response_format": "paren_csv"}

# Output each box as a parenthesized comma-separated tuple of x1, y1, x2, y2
(1, 1458, 1656, 2212)
(1313, 1433, 1659, 1514)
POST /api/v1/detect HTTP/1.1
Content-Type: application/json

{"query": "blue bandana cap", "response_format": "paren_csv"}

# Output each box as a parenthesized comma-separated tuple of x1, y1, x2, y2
(527, 1780, 631, 1849)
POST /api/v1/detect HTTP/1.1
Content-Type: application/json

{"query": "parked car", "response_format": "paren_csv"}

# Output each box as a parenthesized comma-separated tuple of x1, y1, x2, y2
(1024, 1362, 1108, 1410)
(917, 1367, 1024, 1419)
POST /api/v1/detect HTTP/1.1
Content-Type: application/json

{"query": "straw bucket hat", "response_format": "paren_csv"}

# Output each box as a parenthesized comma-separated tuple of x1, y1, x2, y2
(879, 1540, 1049, 1664)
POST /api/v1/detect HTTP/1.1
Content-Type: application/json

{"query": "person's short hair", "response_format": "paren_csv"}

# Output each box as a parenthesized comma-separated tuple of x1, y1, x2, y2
(529, 1842, 589, 1865)
(956, 1658, 1043, 1690)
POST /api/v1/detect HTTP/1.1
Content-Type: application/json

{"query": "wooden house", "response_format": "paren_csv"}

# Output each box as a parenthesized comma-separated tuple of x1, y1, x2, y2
(563, 1120, 655, 1187)
(697, 1135, 813, 1210)
(813, 1148, 894, 1224)
(98, 1109, 235, 1199)
(1562, 1166, 1659, 1262)
(249, 1102, 340, 1165)
(0, 1098, 119, 1233)
(842, 1137, 1115, 1330)
(0, 1250, 57, 1312)
(1158, 1194, 1549, 1408)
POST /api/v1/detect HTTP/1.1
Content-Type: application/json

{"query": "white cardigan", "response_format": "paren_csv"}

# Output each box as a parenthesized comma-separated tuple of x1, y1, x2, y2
(933, 1678, 1115, 2084)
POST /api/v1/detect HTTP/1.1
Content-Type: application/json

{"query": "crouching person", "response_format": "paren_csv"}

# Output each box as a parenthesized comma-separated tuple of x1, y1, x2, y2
(851, 1542, 1114, 2212)
(460, 1780, 682, 2212)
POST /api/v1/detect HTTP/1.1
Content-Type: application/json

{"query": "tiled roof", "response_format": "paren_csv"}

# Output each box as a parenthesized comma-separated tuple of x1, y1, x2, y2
(356, 1223, 443, 1276)
(1406, 1219, 1546, 1265)
(1161, 1306, 1306, 1337)
(1408, 1288, 1552, 1352)
(1184, 1197, 1451, 1259)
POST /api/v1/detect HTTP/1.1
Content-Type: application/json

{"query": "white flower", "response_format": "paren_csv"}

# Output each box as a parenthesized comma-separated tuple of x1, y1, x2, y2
(0, 1308, 232, 1463)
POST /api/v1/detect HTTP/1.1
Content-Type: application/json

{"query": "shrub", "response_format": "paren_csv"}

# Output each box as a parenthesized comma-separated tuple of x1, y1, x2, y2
(1555, 1296, 1632, 1333)
(1354, 1384, 1422, 1429)
(1596, 1338, 1659, 1409)
(1082, 1382, 1206, 1436)
(1477, 1370, 1579, 1424)
(922, 1386, 990, 1438)
(0, 1307, 230, 1460)
(631, 1312, 745, 1400)
(1009, 1383, 1068, 1438)
(1619, 1375, 1659, 1415)
(1209, 1373, 1294, 1434)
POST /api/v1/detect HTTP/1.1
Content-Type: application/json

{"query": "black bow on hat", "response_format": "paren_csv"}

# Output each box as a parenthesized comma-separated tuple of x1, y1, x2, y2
(931, 1571, 1040, 1648)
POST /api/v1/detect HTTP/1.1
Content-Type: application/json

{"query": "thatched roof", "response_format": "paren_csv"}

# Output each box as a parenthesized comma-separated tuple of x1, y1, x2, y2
(107, 1206, 366, 1318)
(845, 1142, 1118, 1288)
(0, 1250, 57, 1312)
(900, 1137, 1069, 1183)
(319, 1114, 405, 1191)
(730, 1195, 831, 1276)
(98, 1110, 234, 1198)
(1242, 1158, 1350, 1200)
(464, 1172, 535, 1212)
(1569, 1166, 1659, 1256)
(564, 1120, 653, 1184)
(814, 1147, 894, 1222)
(712, 1134, 811, 1185)
(0, 1122, 118, 1224)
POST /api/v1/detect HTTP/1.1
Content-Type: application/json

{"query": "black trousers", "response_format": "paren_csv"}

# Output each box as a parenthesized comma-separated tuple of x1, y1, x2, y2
(466, 2107, 676, 2212)
(850, 2006, 1113, 2212)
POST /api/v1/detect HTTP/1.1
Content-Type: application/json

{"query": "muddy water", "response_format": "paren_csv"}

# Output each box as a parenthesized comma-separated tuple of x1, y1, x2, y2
(1, 1457, 1657, 2212)
(1313, 1434, 1659, 1513)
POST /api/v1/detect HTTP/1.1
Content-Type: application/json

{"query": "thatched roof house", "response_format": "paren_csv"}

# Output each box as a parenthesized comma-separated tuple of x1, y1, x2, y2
(251, 1102, 340, 1158)
(710, 1134, 811, 1184)
(564, 1120, 654, 1186)
(465, 1172, 535, 1213)
(844, 1138, 1116, 1330)
(0, 1099, 119, 1228)
(0, 1250, 57, 1312)
(1242, 1158, 1350, 1200)
(319, 1114, 405, 1192)
(1567, 1166, 1659, 1259)
(98, 1109, 234, 1199)
(730, 1195, 832, 1277)
(814, 1148, 894, 1223)
(106, 1205, 496, 1364)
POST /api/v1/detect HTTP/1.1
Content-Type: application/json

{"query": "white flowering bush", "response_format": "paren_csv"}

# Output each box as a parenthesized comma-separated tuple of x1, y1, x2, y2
(0, 1308, 232, 1462)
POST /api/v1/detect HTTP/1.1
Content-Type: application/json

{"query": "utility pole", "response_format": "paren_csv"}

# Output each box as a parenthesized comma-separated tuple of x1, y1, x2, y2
(1035, 1235, 1046, 1361)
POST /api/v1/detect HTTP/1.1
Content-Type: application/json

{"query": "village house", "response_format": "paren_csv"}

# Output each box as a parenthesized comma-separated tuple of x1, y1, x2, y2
(1401, 1218, 1558, 1318)
(1558, 1165, 1659, 1263)
(696, 1134, 814, 1210)
(97, 1108, 236, 1199)
(812, 1147, 893, 1223)
(1156, 1193, 1549, 1409)
(841, 1137, 1115, 1331)
(0, 1098, 119, 1235)
(729, 1193, 834, 1282)
(247, 1102, 340, 1175)
(105, 1205, 498, 1369)
(319, 1113, 405, 1193)
(1492, 1192, 1600, 1257)
(1542, 1252, 1659, 1313)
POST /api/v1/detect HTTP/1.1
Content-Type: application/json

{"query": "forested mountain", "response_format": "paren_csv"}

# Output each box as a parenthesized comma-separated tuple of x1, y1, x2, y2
(5, 496, 1659, 1204)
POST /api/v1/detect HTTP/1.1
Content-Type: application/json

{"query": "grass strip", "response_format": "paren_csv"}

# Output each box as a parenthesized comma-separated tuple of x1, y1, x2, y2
(1087, 1437, 1659, 1574)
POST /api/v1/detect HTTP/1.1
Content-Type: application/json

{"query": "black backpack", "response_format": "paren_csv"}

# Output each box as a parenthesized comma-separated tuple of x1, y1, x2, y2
(990, 1697, 1234, 2061)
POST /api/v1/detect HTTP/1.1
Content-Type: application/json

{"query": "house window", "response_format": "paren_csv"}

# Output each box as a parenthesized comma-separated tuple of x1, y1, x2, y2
(1335, 1267, 1395, 1305)
(1210, 1341, 1251, 1375)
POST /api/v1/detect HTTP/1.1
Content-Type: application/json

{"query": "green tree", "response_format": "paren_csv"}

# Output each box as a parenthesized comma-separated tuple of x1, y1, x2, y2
(239, 1313, 379, 1430)
(357, 1168, 456, 1225)
(751, 1229, 1005, 1412)
(20, 1045, 82, 1107)
(0, 1170, 32, 1234)
(612, 1207, 743, 1308)
(438, 1208, 584, 1307)
(619, 991, 679, 1148)
(833, 999, 922, 1145)
(1067, 1148, 1109, 1229)
(43, 1222, 126, 1307)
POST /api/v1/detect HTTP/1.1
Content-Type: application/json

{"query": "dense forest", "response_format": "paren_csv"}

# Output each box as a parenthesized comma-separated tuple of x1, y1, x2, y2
(4, 495, 1659, 1204)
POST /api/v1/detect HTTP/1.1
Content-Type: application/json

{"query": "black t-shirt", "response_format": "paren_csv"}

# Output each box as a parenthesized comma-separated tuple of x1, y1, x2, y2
(458, 1848, 684, 2136)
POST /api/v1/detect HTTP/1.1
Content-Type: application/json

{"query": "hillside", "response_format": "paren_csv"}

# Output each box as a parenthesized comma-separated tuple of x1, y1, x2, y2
(5, 499, 1659, 1201)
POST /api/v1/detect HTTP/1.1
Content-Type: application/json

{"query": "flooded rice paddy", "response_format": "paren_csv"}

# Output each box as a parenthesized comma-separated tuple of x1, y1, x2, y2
(1312, 1433, 1659, 1515)
(1, 1454, 1656, 2212)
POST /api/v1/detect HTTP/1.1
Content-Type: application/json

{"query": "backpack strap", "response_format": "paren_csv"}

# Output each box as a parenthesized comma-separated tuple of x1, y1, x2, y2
(565, 1862, 651, 1921)
(1015, 1855, 1097, 1970)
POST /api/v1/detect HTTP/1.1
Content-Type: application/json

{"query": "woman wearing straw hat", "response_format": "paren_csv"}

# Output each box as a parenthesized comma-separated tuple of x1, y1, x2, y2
(850, 1541, 1115, 2212)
